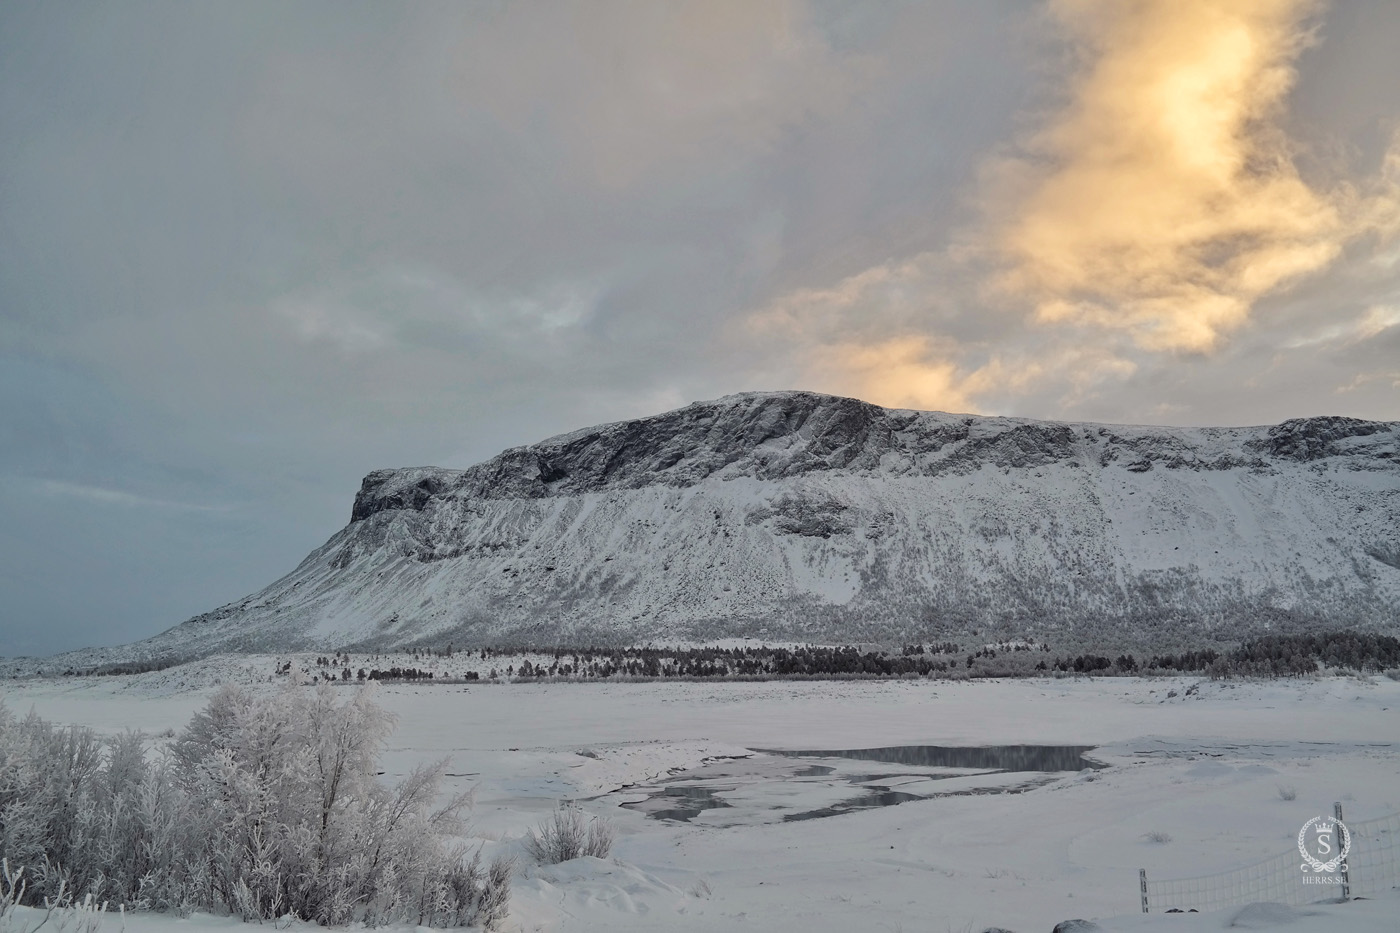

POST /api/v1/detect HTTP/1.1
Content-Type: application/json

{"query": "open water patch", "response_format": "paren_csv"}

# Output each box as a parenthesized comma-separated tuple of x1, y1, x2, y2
(762, 744, 1107, 772)
(616, 744, 1106, 825)
(622, 784, 734, 822)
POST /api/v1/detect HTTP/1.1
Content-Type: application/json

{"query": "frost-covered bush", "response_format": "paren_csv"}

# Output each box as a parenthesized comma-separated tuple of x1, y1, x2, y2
(1, 861, 108, 933)
(523, 805, 614, 864)
(0, 687, 511, 929)
(0, 704, 127, 907)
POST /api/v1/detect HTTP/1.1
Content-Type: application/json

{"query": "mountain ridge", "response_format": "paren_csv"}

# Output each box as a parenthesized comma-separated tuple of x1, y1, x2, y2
(62, 391, 1400, 658)
(349, 391, 1390, 519)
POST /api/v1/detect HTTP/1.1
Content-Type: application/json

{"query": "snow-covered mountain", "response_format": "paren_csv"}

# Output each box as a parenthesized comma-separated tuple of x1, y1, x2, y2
(130, 392, 1400, 653)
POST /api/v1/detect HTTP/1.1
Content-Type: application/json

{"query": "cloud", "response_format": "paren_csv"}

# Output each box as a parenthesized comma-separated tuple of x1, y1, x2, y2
(744, 0, 1400, 418)
(266, 264, 613, 363)
(1282, 303, 1400, 349)
(272, 295, 390, 356)
(984, 0, 1400, 352)
(740, 252, 1006, 411)
(451, 0, 867, 188)
(32, 479, 231, 513)
(747, 251, 952, 339)
(742, 253, 1140, 413)
(808, 336, 987, 413)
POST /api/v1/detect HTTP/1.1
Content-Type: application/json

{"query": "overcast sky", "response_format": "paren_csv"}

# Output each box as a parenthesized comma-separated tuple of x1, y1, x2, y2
(2, 0, 1398, 656)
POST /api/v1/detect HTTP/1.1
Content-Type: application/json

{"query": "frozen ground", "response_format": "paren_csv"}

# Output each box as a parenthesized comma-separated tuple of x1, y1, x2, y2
(3, 671, 1398, 932)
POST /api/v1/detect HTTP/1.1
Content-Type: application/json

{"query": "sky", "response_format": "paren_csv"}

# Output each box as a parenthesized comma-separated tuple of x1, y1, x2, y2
(1, 0, 1398, 656)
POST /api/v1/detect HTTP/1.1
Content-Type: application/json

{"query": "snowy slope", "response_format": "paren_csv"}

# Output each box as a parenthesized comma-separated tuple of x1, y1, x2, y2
(95, 391, 1400, 655)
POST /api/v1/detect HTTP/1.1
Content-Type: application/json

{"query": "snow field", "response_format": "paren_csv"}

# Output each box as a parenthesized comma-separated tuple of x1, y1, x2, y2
(2, 674, 1397, 932)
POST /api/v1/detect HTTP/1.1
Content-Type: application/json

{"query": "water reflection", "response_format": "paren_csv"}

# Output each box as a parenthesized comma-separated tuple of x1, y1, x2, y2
(622, 784, 733, 822)
(763, 745, 1106, 771)
(785, 789, 925, 822)
(618, 745, 1105, 824)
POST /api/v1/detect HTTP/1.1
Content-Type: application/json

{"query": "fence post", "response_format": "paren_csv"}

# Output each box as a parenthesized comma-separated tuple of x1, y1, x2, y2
(1139, 868, 1149, 913)
(1334, 802, 1350, 900)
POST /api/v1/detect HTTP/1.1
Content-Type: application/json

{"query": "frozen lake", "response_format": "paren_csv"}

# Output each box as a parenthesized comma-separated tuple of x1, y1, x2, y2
(3, 669, 1399, 932)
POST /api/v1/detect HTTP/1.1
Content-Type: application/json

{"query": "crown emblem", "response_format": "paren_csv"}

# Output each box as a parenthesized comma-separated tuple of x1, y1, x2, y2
(1298, 816, 1350, 874)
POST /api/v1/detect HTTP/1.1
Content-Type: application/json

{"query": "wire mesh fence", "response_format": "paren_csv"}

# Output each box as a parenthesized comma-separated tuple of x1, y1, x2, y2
(1349, 809, 1400, 899)
(1141, 806, 1400, 913)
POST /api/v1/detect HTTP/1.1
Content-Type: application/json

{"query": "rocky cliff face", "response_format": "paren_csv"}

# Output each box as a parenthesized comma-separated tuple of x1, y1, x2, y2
(137, 391, 1400, 653)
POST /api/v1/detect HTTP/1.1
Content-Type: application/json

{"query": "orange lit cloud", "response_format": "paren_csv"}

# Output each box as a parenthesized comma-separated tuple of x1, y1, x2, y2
(808, 337, 987, 413)
(743, 255, 1006, 412)
(987, 0, 1400, 351)
(798, 335, 1138, 415)
(748, 0, 1400, 415)
(746, 256, 1140, 412)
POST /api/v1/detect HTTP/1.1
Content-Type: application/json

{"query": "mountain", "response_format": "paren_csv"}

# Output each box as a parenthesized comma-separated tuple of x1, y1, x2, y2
(122, 392, 1400, 654)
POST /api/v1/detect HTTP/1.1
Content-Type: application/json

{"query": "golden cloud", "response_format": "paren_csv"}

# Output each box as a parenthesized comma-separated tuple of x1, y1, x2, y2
(803, 336, 1143, 414)
(987, 0, 1400, 352)
(742, 255, 1004, 412)
(745, 0, 1400, 415)
(806, 336, 986, 413)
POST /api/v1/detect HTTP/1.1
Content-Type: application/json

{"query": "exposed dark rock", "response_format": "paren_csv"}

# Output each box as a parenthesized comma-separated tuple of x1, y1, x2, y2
(1364, 544, 1400, 571)
(1051, 921, 1101, 933)
(352, 468, 463, 522)
(1255, 415, 1388, 462)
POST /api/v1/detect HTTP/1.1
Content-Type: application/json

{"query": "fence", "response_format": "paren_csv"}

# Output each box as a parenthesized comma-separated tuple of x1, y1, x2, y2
(1140, 804, 1400, 913)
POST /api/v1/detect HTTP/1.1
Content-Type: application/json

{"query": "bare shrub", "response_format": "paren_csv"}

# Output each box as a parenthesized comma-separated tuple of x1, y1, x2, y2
(1143, 831, 1172, 844)
(523, 805, 615, 864)
(586, 811, 616, 859)
(1277, 784, 1298, 801)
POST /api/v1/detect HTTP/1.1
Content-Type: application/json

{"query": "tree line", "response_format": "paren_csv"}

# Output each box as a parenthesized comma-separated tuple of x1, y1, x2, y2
(1039, 631, 1400, 678)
